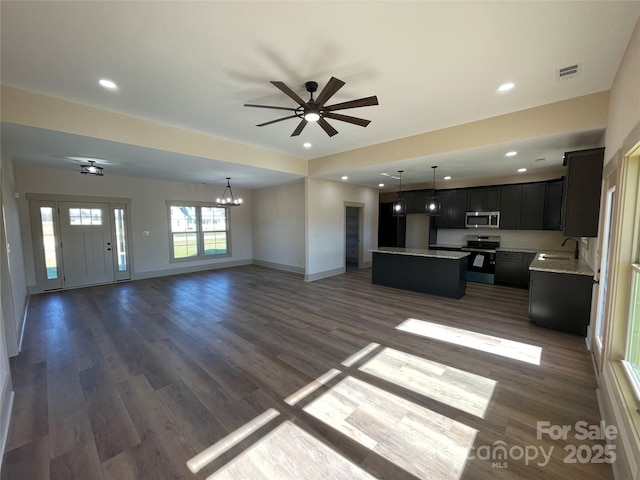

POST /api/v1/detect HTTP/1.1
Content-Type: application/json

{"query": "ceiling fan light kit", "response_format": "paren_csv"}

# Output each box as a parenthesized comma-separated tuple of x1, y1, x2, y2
(244, 77, 379, 137)
(80, 160, 104, 176)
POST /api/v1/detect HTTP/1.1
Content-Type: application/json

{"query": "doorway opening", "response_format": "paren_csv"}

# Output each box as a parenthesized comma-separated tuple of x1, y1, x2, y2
(345, 205, 364, 271)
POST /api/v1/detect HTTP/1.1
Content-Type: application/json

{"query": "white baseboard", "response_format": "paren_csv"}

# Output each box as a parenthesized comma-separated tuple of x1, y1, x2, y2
(133, 259, 252, 280)
(0, 375, 14, 474)
(305, 266, 345, 282)
(252, 259, 304, 275)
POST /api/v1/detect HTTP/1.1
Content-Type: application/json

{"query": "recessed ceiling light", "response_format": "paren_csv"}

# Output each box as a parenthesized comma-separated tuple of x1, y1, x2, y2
(505, 151, 517, 157)
(517, 168, 527, 173)
(498, 82, 514, 92)
(99, 79, 118, 90)
(378, 183, 385, 187)
(341, 176, 348, 181)
(444, 176, 452, 180)
(303, 142, 312, 148)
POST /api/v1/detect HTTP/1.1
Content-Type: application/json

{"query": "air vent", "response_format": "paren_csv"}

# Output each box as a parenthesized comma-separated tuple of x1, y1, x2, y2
(557, 63, 581, 80)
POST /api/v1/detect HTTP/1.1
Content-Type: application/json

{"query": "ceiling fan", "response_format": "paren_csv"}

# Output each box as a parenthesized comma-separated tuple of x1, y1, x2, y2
(244, 77, 379, 137)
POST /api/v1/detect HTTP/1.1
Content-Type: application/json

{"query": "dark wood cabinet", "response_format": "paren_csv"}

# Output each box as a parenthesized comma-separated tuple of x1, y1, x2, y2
(543, 179, 564, 230)
(520, 183, 545, 230)
(562, 148, 604, 237)
(522, 252, 537, 287)
(435, 189, 467, 229)
(495, 251, 537, 288)
(378, 202, 406, 247)
(495, 251, 523, 286)
(466, 186, 501, 212)
(500, 182, 546, 230)
(529, 270, 593, 335)
(499, 184, 522, 229)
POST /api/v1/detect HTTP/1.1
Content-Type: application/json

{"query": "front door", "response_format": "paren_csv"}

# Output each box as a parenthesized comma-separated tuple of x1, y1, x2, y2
(59, 202, 115, 288)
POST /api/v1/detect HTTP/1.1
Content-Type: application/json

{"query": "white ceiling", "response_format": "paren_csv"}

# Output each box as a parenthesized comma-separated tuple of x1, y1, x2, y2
(1, 1, 639, 190)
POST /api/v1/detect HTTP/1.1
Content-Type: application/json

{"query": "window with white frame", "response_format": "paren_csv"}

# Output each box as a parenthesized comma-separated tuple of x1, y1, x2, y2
(623, 264, 640, 393)
(168, 204, 229, 261)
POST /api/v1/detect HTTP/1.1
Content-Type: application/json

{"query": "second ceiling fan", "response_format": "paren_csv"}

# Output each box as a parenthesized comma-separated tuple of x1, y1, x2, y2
(244, 76, 379, 137)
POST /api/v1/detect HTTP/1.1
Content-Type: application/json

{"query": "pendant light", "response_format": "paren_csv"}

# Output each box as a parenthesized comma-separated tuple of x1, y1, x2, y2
(392, 170, 406, 217)
(216, 178, 243, 206)
(425, 166, 440, 215)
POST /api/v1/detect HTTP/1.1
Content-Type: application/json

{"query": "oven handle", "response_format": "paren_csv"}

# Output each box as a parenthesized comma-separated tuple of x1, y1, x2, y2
(461, 247, 497, 253)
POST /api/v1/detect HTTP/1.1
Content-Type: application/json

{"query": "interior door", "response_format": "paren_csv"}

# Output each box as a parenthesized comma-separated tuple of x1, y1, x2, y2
(59, 202, 115, 288)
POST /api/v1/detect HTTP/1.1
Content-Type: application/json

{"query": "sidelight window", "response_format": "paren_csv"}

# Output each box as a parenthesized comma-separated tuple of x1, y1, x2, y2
(623, 264, 640, 393)
(39, 206, 58, 279)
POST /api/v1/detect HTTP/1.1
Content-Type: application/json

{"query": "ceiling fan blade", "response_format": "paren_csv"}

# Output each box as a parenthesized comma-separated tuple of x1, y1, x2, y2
(324, 95, 379, 111)
(314, 77, 345, 107)
(256, 115, 298, 127)
(244, 103, 298, 112)
(291, 119, 308, 136)
(270, 81, 308, 107)
(317, 118, 339, 137)
(324, 112, 371, 127)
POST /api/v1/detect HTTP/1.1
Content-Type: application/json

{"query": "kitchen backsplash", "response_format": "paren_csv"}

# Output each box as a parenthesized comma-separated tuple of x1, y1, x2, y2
(436, 228, 576, 252)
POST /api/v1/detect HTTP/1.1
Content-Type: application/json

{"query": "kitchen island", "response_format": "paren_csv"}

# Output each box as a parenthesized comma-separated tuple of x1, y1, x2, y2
(370, 247, 470, 299)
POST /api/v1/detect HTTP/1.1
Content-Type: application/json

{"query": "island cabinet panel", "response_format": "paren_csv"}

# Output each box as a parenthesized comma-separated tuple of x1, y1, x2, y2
(529, 270, 593, 335)
(372, 251, 467, 299)
(562, 148, 604, 237)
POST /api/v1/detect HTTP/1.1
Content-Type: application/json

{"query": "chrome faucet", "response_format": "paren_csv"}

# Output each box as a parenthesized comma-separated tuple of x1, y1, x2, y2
(561, 237, 580, 259)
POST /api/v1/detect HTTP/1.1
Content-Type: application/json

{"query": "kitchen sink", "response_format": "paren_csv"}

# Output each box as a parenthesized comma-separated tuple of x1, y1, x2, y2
(538, 254, 572, 260)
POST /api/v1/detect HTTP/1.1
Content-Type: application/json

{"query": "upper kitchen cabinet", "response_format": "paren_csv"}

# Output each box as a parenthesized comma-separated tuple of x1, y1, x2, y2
(466, 186, 501, 212)
(500, 182, 550, 230)
(520, 183, 545, 230)
(562, 148, 604, 237)
(435, 189, 467, 229)
(543, 178, 564, 230)
(404, 189, 429, 214)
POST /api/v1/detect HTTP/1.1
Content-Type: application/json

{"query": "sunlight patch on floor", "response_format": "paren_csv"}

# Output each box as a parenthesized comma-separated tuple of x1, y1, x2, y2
(284, 368, 342, 406)
(359, 347, 496, 418)
(207, 420, 377, 480)
(303, 375, 477, 480)
(187, 408, 280, 473)
(397, 318, 542, 365)
(341, 342, 381, 367)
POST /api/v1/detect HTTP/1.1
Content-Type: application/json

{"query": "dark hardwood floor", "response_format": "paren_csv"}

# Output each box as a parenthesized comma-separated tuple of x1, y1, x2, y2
(1, 266, 613, 479)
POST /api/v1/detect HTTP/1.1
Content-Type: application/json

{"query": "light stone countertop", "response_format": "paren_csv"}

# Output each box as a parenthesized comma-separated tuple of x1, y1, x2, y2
(370, 247, 470, 260)
(529, 253, 594, 276)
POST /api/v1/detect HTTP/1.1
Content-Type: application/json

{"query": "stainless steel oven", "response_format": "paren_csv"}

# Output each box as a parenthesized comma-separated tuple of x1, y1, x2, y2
(465, 211, 500, 229)
(462, 235, 500, 284)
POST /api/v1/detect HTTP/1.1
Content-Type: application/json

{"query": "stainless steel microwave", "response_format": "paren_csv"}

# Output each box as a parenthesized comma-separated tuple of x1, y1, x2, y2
(465, 211, 500, 229)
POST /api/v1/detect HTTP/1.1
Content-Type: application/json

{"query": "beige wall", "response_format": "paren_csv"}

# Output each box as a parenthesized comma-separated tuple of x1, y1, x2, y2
(305, 177, 378, 280)
(251, 181, 305, 273)
(1, 147, 28, 356)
